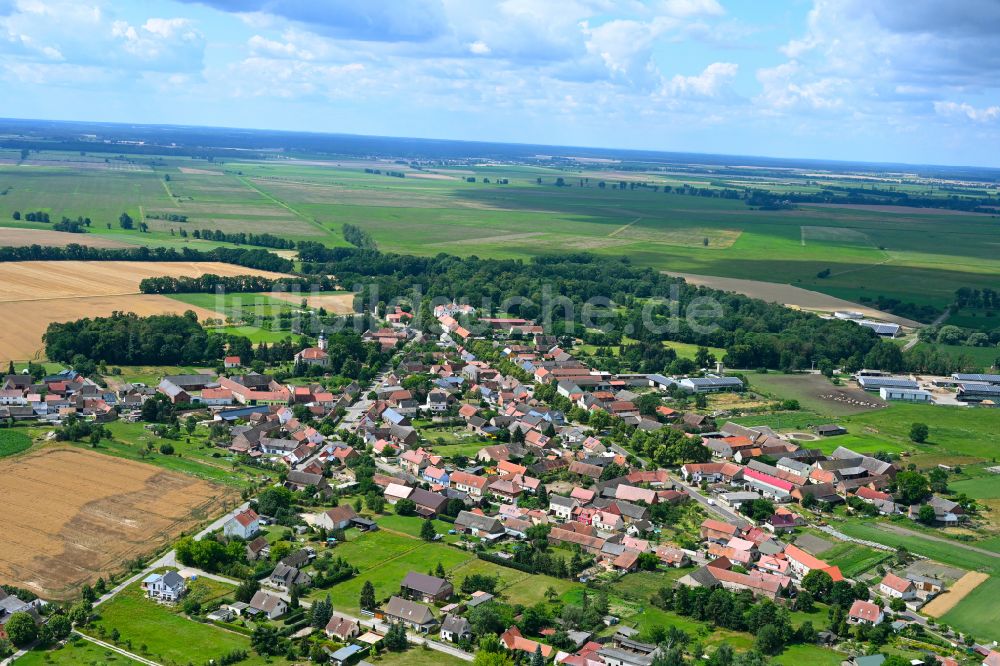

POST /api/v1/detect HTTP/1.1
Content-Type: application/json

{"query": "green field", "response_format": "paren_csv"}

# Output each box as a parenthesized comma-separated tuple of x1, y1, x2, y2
(0, 429, 32, 457)
(820, 541, 892, 578)
(4, 155, 1000, 313)
(305, 528, 473, 613)
(16, 636, 142, 665)
(90, 577, 291, 666)
(737, 379, 1000, 467)
(909, 342, 999, 368)
(82, 421, 258, 488)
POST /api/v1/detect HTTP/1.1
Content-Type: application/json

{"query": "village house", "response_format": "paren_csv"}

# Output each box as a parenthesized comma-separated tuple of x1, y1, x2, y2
(879, 573, 916, 601)
(141, 571, 187, 602)
(248, 590, 288, 619)
(848, 599, 884, 626)
(223, 508, 261, 540)
(400, 571, 453, 602)
(440, 614, 473, 643)
(455, 511, 506, 539)
(325, 615, 361, 641)
(314, 505, 358, 531)
(382, 596, 437, 632)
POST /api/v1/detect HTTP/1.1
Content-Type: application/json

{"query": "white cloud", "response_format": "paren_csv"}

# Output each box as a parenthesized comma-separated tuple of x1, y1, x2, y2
(665, 61, 737, 97)
(467, 40, 490, 55)
(934, 101, 1000, 123)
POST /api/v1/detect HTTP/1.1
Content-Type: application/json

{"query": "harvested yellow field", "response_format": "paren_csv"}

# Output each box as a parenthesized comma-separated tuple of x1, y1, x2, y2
(0, 260, 288, 362)
(269, 290, 355, 314)
(0, 295, 222, 363)
(0, 446, 234, 599)
(0, 260, 288, 302)
(663, 270, 921, 328)
(0, 228, 133, 248)
(922, 571, 990, 617)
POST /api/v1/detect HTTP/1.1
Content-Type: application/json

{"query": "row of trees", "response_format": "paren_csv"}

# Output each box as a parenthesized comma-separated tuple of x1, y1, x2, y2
(138, 273, 336, 295)
(0, 243, 293, 272)
(191, 228, 296, 249)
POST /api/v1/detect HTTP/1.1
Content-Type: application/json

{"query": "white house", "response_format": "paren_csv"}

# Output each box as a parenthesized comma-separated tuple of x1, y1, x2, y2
(141, 570, 187, 602)
(248, 590, 288, 619)
(223, 508, 261, 540)
(879, 573, 916, 601)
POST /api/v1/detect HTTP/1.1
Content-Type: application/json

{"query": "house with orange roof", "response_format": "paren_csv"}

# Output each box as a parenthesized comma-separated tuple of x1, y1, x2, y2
(879, 572, 916, 600)
(501, 626, 553, 659)
(783, 544, 844, 582)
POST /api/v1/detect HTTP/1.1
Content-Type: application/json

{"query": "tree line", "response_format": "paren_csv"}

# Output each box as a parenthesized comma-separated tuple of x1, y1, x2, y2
(139, 273, 336, 294)
(0, 243, 292, 272)
(191, 228, 296, 249)
(294, 243, 885, 372)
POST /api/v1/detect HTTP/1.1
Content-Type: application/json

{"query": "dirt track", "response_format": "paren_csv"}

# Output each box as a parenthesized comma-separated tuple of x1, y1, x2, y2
(0, 446, 234, 599)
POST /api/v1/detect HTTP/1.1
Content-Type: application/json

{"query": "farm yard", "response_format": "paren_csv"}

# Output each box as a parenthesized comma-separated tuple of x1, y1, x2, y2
(747, 372, 887, 416)
(0, 445, 234, 599)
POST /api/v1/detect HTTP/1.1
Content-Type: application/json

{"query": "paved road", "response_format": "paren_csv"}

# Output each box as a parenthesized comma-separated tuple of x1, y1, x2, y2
(668, 472, 749, 529)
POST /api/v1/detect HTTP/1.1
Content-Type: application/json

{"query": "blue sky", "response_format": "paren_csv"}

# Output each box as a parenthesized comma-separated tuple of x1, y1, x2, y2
(1, 0, 999, 166)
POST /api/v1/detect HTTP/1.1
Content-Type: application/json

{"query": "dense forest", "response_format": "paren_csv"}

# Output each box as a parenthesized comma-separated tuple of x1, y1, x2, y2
(0, 244, 292, 272)
(43, 311, 386, 375)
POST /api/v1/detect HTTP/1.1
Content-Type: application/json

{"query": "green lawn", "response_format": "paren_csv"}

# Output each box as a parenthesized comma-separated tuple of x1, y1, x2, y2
(837, 520, 995, 573)
(738, 399, 1000, 467)
(90, 578, 289, 666)
(0, 429, 32, 458)
(947, 473, 1000, 499)
(940, 576, 1000, 640)
(821, 541, 892, 578)
(371, 645, 469, 666)
(305, 528, 472, 613)
(16, 636, 142, 665)
(85, 421, 252, 487)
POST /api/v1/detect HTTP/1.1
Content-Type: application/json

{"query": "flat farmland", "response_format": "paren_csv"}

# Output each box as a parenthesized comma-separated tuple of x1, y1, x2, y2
(0, 294, 221, 363)
(0, 260, 288, 362)
(749, 372, 887, 416)
(0, 446, 233, 599)
(0, 260, 288, 301)
(0, 227, 133, 248)
(662, 271, 920, 327)
(268, 289, 355, 313)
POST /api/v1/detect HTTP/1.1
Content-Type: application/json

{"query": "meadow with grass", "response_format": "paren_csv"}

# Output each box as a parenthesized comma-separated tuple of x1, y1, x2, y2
(4, 154, 1000, 319)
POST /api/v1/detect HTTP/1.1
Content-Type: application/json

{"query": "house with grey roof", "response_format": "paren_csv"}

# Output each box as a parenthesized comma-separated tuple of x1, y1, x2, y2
(382, 596, 437, 632)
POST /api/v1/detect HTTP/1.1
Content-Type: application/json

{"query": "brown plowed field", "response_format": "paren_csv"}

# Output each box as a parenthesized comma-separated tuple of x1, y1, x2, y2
(0, 446, 234, 599)
(0, 228, 133, 248)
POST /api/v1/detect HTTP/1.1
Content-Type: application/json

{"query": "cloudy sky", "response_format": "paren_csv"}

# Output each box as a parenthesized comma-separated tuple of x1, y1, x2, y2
(2, 0, 999, 166)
